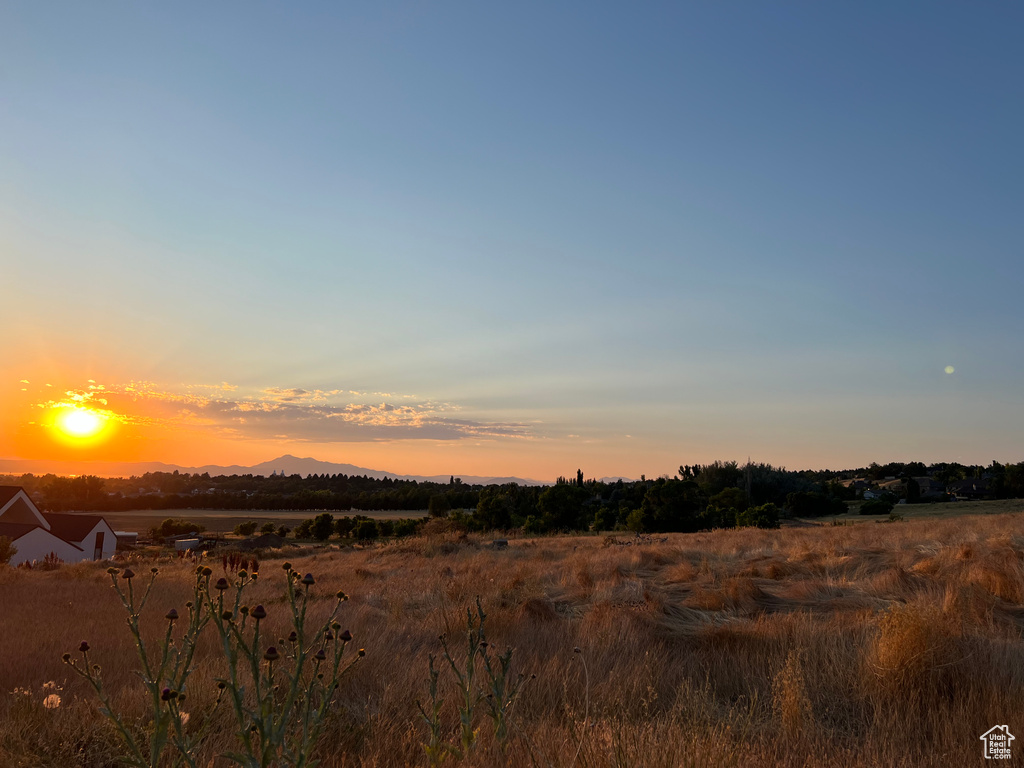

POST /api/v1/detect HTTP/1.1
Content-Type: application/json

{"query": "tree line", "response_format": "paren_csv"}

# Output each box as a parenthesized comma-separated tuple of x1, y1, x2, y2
(6, 457, 1024, 537)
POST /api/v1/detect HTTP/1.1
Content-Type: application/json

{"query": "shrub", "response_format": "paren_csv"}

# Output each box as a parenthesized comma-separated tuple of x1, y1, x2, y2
(625, 508, 646, 533)
(393, 518, 420, 538)
(0, 535, 17, 565)
(260, 522, 276, 535)
(293, 519, 313, 539)
(310, 512, 335, 541)
(522, 515, 546, 536)
(860, 499, 894, 516)
(150, 518, 206, 540)
(737, 503, 780, 529)
(354, 520, 378, 540)
(334, 516, 355, 538)
(233, 521, 258, 536)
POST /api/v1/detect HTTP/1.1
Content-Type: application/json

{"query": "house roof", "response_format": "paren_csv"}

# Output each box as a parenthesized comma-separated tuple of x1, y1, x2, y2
(0, 522, 84, 550)
(949, 478, 990, 492)
(43, 513, 106, 543)
(0, 522, 41, 540)
(0, 486, 24, 507)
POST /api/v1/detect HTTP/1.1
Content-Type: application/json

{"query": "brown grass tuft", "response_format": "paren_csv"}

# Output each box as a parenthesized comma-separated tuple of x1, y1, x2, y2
(773, 650, 814, 741)
(866, 601, 963, 703)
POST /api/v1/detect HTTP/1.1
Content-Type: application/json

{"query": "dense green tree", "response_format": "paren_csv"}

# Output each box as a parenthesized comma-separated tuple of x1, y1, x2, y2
(635, 478, 703, 532)
(538, 482, 590, 530)
(709, 487, 748, 512)
(354, 520, 378, 540)
(309, 512, 335, 541)
(428, 494, 451, 518)
(785, 492, 845, 518)
(737, 503, 780, 529)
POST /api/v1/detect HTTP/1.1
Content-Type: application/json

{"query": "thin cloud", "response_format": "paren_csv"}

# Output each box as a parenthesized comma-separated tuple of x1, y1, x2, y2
(37, 381, 533, 443)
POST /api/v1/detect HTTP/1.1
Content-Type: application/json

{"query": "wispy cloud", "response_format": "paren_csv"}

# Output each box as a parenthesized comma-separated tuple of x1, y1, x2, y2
(37, 381, 532, 443)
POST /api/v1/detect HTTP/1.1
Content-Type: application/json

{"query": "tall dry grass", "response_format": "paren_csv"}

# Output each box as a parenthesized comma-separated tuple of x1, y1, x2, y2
(3, 514, 1024, 766)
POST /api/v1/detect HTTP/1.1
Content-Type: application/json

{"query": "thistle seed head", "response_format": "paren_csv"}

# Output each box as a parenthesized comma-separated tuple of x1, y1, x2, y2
(121, 569, 135, 580)
(165, 609, 179, 622)
(214, 578, 229, 591)
(251, 605, 267, 620)
(314, 649, 327, 661)
(301, 573, 315, 586)
(264, 647, 280, 662)
(79, 641, 90, 653)
(340, 629, 352, 643)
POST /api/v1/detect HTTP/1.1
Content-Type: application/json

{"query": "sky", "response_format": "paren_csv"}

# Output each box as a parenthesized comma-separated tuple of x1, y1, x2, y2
(1, 3, 1022, 481)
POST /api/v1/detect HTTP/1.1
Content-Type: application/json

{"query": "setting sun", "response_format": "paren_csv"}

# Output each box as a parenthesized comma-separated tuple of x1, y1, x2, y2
(55, 407, 107, 440)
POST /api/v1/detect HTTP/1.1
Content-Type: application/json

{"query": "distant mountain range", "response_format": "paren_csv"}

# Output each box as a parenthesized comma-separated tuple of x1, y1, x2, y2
(0, 454, 546, 486)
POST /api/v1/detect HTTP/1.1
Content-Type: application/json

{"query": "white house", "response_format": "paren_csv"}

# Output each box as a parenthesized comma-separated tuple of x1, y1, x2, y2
(0, 486, 118, 566)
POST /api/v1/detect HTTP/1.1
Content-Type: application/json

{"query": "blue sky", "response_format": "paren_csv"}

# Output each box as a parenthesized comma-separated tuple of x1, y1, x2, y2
(2, 3, 1022, 479)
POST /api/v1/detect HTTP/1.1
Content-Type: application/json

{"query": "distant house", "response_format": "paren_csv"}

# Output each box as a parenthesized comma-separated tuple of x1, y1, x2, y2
(948, 478, 991, 501)
(912, 476, 946, 500)
(0, 486, 117, 566)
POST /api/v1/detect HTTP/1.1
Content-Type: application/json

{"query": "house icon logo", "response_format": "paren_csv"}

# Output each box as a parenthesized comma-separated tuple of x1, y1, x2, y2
(980, 725, 1014, 759)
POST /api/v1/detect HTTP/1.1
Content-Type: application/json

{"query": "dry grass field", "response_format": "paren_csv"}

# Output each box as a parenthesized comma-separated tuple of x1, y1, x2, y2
(5, 512, 1024, 767)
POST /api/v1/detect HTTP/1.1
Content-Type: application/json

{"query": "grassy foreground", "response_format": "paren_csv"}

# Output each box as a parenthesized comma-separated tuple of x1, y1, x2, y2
(4, 513, 1024, 767)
